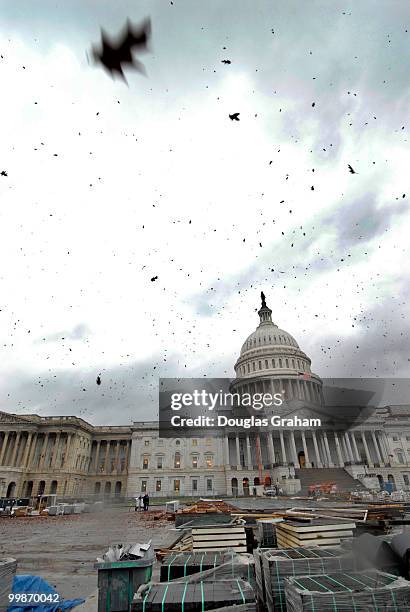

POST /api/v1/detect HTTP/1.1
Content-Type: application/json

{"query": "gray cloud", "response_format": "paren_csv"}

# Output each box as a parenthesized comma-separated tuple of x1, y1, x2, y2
(38, 323, 90, 343)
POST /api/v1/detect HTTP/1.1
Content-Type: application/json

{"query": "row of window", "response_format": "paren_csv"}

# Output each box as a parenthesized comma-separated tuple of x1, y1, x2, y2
(245, 334, 297, 349)
(140, 478, 213, 493)
(143, 438, 212, 447)
(142, 453, 214, 469)
(239, 357, 307, 376)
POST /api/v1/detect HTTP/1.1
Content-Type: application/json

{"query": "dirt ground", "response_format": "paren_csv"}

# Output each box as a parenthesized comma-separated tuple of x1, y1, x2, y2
(0, 507, 176, 601)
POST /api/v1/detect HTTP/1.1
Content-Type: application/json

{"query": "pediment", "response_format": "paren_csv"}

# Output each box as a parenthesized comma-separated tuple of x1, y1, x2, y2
(0, 411, 36, 425)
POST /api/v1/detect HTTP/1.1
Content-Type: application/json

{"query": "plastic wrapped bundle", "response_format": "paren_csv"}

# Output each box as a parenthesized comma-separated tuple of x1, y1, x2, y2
(253, 548, 271, 605)
(284, 570, 410, 611)
(257, 519, 282, 548)
(262, 546, 357, 612)
(174, 553, 255, 591)
(132, 579, 255, 611)
(0, 558, 17, 610)
(161, 552, 227, 581)
(352, 533, 401, 574)
(212, 605, 256, 612)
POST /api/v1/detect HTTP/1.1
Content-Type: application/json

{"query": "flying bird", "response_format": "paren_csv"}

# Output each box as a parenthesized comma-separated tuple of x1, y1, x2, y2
(221, 59, 231, 64)
(229, 113, 240, 121)
(151, 275, 158, 281)
(0, 170, 7, 176)
(348, 164, 358, 174)
(91, 17, 151, 82)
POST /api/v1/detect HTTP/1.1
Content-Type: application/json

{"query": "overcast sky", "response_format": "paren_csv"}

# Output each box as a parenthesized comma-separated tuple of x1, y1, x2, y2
(0, 0, 409, 424)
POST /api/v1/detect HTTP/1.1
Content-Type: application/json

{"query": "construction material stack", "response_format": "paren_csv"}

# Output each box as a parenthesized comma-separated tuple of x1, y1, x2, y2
(132, 579, 255, 611)
(276, 518, 355, 548)
(284, 570, 410, 611)
(0, 558, 17, 610)
(261, 547, 357, 612)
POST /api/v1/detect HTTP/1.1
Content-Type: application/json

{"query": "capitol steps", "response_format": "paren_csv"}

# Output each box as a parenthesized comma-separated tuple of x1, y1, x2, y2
(294, 467, 366, 495)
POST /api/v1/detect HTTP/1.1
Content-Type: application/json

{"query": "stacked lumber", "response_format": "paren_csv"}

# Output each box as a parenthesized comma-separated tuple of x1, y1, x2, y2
(177, 500, 239, 515)
(192, 525, 247, 553)
(287, 506, 368, 522)
(132, 579, 255, 611)
(261, 546, 357, 612)
(0, 558, 17, 610)
(276, 519, 355, 549)
(284, 570, 410, 611)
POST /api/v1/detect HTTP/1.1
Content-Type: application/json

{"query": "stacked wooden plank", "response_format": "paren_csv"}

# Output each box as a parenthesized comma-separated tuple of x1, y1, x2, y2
(261, 546, 357, 612)
(0, 558, 17, 610)
(276, 519, 355, 549)
(132, 579, 255, 611)
(284, 570, 410, 611)
(192, 525, 247, 553)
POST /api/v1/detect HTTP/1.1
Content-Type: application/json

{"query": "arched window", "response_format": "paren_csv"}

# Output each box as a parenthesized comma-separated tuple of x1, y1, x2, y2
(174, 452, 181, 468)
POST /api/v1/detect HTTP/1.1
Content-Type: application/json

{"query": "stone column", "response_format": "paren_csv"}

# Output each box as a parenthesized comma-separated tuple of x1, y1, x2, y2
(224, 436, 230, 466)
(279, 431, 287, 463)
(38, 433, 50, 470)
(51, 433, 61, 468)
(94, 440, 101, 472)
(245, 435, 252, 468)
(350, 432, 361, 462)
(344, 432, 354, 462)
(64, 434, 73, 469)
(334, 433, 344, 467)
(361, 431, 373, 467)
(267, 433, 275, 465)
(10, 432, 21, 466)
(312, 431, 322, 467)
(290, 431, 298, 465)
(22, 432, 33, 468)
(371, 431, 383, 465)
(27, 433, 38, 469)
(301, 431, 310, 467)
(377, 432, 389, 463)
(0, 432, 10, 465)
(114, 440, 121, 473)
(235, 436, 241, 469)
(124, 440, 130, 471)
(323, 432, 333, 467)
(104, 441, 111, 473)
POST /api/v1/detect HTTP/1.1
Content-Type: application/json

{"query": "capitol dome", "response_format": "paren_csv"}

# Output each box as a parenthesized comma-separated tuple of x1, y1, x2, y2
(232, 293, 323, 405)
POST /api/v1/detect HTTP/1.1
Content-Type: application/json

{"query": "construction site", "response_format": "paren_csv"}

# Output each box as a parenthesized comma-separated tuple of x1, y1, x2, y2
(3, 488, 410, 611)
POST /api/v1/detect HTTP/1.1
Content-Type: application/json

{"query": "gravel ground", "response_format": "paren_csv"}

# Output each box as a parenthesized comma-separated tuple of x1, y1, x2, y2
(0, 507, 175, 601)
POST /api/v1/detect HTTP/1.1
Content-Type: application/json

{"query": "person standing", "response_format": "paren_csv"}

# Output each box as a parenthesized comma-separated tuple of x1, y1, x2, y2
(143, 493, 150, 511)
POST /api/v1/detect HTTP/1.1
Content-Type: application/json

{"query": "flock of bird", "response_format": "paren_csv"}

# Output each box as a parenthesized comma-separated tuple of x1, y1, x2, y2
(0, 11, 407, 423)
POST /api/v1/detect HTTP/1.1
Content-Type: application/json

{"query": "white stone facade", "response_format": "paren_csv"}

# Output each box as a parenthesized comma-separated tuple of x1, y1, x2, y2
(1, 297, 410, 498)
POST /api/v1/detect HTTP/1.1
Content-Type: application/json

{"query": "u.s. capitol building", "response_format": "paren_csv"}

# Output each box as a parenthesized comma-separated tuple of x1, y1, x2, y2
(1, 297, 410, 499)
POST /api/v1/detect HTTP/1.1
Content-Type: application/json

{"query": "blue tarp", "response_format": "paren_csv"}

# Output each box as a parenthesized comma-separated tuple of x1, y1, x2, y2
(8, 575, 85, 612)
